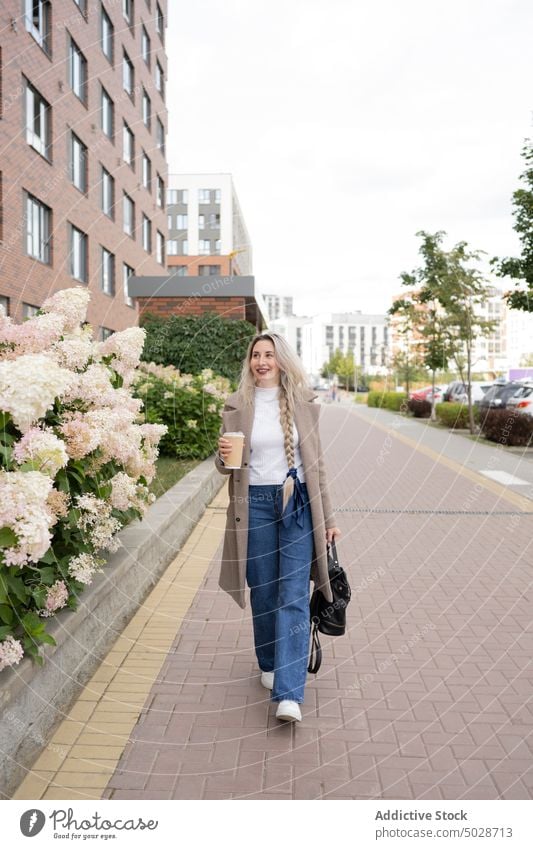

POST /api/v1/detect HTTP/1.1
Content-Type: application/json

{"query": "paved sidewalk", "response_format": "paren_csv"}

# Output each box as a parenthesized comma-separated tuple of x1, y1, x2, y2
(14, 402, 533, 800)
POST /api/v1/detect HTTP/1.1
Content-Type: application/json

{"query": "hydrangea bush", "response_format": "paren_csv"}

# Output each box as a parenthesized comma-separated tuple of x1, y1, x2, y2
(133, 362, 231, 459)
(0, 288, 167, 672)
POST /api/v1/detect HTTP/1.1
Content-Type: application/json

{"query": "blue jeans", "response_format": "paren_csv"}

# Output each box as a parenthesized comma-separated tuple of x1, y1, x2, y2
(246, 482, 314, 703)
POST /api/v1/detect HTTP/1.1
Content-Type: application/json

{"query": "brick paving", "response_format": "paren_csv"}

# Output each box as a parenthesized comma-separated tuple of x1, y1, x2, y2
(97, 402, 532, 799)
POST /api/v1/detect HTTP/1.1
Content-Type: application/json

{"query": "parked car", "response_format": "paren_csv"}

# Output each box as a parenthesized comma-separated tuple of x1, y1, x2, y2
(409, 385, 447, 403)
(451, 381, 494, 405)
(477, 381, 524, 411)
(442, 381, 463, 403)
(507, 383, 533, 415)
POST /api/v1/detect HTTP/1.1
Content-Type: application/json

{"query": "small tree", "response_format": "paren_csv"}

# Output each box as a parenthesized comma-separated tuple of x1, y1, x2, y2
(492, 139, 533, 312)
(387, 297, 423, 398)
(321, 348, 355, 390)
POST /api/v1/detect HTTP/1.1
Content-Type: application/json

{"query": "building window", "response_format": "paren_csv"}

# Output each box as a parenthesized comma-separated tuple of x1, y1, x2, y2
(155, 60, 164, 98)
(25, 0, 51, 54)
(25, 81, 51, 159)
(199, 265, 221, 277)
(156, 117, 165, 153)
(101, 166, 115, 219)
(214, 189, 221, 203)
(123, 121, 134, 167)
(209, 213, 220, 229)
(173, 265, 187, 275)
(25, 193, 51, 264)
(100, 247, 115, 296)
(69, 37, 88, 104)
(180, 189, 188, 204)
(123, 0, 134, 29)
(23, 303, 40, 318)
(168, 239, 187, 256)
(70, 132, 87, 193)
(198, 239, 210, 255)
(214, 239, 221, 255)
(123, 50, 134, 99)
(156, 231, 164, 265)
(72, 0, 87, 16)
(167, 214, 173, 229)
(99, 326, 113, 341)
(198, 189, 211, 204)
(198, 214, 205, 229)
(0, 296, 9, 316)
(155, 2, 164, 40)
(100, 5, 114, 63)
(167, 189, 177, 205)
(101, 86, 114, 139)
(123, 192, 135, 237)
(141, 25, 151, 66)
(156, 174, 164, 208)
(142, 152, 152, 191)
(142, 89, 151, 129)
(176, 214, 188, 229)
(142, 214, 152, 252)
(123, 263, 134, 307)
(69, 224, 88, 282)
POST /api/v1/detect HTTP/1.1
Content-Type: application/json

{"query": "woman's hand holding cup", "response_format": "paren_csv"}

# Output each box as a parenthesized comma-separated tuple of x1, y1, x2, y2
(218, 436, 234, 461)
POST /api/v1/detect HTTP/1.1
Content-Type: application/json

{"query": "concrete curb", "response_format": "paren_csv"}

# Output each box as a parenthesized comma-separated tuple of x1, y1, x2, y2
(0, 456, 226, 798)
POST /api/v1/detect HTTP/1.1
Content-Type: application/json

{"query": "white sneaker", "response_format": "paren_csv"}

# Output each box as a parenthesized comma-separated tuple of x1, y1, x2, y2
(275, 700, 302, 722)
(261, 671, 274, 690)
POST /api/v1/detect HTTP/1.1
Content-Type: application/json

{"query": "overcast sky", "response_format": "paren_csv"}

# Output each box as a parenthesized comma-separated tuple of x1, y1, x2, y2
(166, 0, 532, 317)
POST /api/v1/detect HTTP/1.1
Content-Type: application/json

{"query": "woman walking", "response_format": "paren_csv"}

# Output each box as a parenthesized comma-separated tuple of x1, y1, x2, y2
(215, 332, 341, 723)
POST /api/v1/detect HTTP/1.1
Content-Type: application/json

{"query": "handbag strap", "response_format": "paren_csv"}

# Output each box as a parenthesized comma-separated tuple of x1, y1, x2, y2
(307, 620, 322, 674)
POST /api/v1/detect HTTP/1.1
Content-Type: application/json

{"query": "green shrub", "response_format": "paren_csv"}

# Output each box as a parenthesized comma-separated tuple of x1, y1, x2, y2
(479, 409, 533, 446)
(140, 312, 256, 385)
(367, 391, 408, 411)
(134, 363, 231, 459)
(436, 402, 480, 429)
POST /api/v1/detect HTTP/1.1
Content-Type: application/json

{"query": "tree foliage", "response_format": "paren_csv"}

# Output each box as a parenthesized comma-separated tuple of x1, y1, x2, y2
(491, 139, 533, 312)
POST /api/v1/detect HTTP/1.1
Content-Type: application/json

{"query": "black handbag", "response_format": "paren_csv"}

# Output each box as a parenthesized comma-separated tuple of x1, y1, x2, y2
(308, 539, 351, 674)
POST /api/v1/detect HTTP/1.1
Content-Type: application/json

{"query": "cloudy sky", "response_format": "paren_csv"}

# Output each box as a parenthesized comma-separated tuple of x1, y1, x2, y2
(166, 0, 532, 316)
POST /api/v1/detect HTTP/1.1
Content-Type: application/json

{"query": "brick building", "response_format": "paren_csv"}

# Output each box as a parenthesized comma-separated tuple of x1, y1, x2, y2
(129, 273, 268, 330)
(0, 0, 169, 337)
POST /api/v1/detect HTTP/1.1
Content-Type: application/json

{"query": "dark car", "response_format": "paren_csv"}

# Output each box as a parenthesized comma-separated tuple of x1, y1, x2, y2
(477, 381, 524, 411)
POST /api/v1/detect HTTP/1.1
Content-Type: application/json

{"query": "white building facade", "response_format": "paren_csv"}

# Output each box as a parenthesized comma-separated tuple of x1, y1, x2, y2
(269, 311, 391, 378)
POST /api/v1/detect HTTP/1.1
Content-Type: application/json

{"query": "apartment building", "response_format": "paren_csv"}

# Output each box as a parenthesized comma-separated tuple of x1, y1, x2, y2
(0, 0, 169, 337)
(166, 173, 252, 277)
(269, 311, 390, 377)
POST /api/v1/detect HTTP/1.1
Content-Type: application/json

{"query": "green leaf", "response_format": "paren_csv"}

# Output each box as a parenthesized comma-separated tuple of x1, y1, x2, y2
(0, 527, 17, 548)
(39, 549, 57, 566)
(37, 566, 57, 585)
(38, 633, 57, 646)
(0, 625, 13, 641)
(21, 611, 46, 636)
(6, 573, 28, 603)
(0, 604, 14, 625)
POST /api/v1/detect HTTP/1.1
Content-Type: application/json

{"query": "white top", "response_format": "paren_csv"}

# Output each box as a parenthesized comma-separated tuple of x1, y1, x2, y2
(248, 385, 306, 485)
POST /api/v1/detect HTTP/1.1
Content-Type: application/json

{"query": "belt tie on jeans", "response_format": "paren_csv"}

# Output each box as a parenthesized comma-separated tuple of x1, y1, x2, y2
(278, 467, 306, 529)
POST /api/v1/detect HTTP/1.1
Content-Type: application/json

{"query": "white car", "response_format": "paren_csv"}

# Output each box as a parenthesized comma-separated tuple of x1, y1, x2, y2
(507, 383, 533, 415)
(451, 381, 494, 405)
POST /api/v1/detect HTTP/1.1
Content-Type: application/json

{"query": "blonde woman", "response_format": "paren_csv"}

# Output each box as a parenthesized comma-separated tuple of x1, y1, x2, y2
(215, 332, 341, 722)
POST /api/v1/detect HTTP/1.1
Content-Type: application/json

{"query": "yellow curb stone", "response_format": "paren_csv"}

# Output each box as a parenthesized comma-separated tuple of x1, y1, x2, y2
(12, 771, 57, 800)
(48, 721, 85, 745)
(51, 772, 112, 789)
(59, 759, 117, 773)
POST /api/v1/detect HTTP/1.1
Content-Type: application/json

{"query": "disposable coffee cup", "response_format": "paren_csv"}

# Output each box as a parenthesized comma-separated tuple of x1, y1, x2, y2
(223, 431, 245, 468)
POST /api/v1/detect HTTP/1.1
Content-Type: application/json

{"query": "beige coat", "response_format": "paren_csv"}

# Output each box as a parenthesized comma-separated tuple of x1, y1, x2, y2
(214, 386, 336, 609)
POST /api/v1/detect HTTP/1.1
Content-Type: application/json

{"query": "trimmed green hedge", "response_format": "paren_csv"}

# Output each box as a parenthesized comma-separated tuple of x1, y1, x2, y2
(140, 312, 256, 386)
(367, 391, 408, 411)
(435, 402, 480, 429)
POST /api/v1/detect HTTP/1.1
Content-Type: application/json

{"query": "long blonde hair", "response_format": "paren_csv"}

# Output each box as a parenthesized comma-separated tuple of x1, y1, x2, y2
(238, 332, 312, 511)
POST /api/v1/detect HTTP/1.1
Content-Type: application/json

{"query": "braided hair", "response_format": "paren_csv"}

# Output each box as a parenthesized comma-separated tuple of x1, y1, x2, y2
(237, 331, 311, 510)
